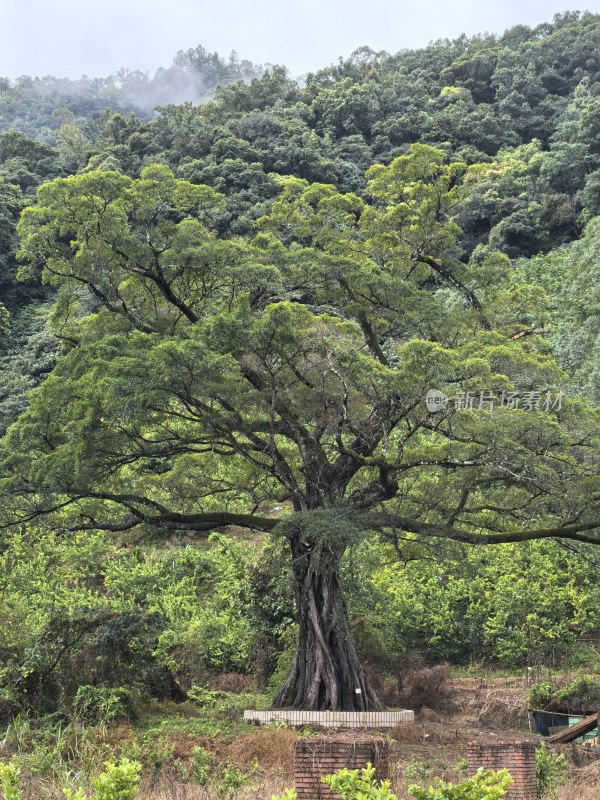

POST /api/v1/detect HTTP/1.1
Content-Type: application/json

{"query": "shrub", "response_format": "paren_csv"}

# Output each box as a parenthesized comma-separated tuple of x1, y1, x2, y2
(535, 745, 568, 797)
(0, 762, 20, 800)
(266, 625, 298, 698)
(89, 759, 141, 800)
(173, 608, 254, 680)
(214, 761, 258, 800)
(408, 768, 512, 799)
(405, 762, 431, 781)
(528, 681, 555, 708)
(191, 746, 212, 786)
(72, 685, 134, 724)
(187, 685, 270, 720)
(321, 763, 397, 800)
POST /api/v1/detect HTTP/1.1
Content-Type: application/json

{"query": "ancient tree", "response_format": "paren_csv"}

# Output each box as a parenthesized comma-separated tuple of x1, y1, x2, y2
(5, 151, 600, 709)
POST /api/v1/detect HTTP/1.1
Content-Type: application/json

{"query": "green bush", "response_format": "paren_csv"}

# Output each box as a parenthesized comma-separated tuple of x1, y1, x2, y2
(408, 769, 512, 799)
(73, 686, 133, 724)
(535, 745, 568, 797)
(214, 761, 258, 800)
(528, 676, 600, 713)
(0, 762, 20, 800)
(528, 681, 555, 709)
(321, 763, 397, 800)
(1, 522, 599, 707)
(91, 759, 141, 800)
(191, 745, 212, 785)
(187, 685, 270, 720)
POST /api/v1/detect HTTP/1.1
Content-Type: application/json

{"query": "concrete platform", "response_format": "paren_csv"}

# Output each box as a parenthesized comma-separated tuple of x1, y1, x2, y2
(243, 709, 414, 727)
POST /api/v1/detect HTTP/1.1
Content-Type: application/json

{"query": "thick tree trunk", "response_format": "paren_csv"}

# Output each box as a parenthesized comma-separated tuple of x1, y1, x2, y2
(273, 523, 381, 711)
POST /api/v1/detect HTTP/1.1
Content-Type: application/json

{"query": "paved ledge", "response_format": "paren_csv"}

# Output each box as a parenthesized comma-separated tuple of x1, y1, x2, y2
(243, 709, 414, 727)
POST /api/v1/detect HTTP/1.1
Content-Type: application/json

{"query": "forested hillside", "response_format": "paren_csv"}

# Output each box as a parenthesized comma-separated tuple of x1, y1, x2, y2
(1, 10, 600, 726)
(0, 46, 263, 140)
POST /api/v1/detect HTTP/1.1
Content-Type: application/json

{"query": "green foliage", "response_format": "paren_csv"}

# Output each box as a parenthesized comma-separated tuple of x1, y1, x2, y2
(72, 686, 131, 725)
(0, 56, 263, 142)
(528, 682, 556, 708)
(0, 758, 141, 800)
(91, 759, 141, 800)
(276, 510, 364, 573)
(0, 301, 58, 436)
(186, 687, 270, 721)
(63, 790, 87, 800)
(528, 677, 600, 713)
(347, 536, 600, 668)
(274, 764, 511, 800)
(214, 761, 258, 800)
(0, 516, 597, 712)
(523, 216, 600, 403)
(191, 746, 212, 785)
(0, 762, 20, 800)
(322, 763, 397, 800)
(408, 769, 512, 799)
(0, 526, 283, 713)
(454, 758, 468, 778)
(535, 745, 568, 797)
(0, 301, 9, 334)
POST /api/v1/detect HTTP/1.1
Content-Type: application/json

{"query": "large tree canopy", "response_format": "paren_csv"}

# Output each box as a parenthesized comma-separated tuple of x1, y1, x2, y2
(3, 149, 600, 710)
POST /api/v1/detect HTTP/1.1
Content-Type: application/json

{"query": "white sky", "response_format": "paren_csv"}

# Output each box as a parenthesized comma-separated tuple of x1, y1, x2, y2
(2, 1, 600, 79)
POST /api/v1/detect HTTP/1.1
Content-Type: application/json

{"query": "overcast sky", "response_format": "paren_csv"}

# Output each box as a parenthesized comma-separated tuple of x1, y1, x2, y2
(3, 1, 600, 79)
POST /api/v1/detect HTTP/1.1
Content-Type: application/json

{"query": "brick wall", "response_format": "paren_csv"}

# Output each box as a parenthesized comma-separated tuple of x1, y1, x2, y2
(467, 741, 537, 799)
(294, 738, 389, 800)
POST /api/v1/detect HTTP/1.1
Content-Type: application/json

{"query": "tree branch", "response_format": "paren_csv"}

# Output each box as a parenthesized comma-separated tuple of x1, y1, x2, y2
(365, 512, 600, 546)
(415, 254, 490, 330)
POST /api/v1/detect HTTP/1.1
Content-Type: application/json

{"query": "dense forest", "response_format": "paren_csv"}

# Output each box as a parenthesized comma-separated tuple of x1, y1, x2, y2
(1, 9, 600, 730)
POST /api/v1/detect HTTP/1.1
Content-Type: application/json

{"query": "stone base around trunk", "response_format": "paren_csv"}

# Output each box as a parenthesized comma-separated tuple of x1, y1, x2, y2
(243, 709, 414, 727)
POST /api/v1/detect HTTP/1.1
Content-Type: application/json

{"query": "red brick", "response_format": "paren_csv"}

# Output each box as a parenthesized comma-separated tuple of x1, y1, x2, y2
(467, 741, 537, 799)
(294, 738, 389, 800)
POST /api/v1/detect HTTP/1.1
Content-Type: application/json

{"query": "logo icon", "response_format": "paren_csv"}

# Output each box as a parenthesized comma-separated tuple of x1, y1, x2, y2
(425, 389, 449, 413)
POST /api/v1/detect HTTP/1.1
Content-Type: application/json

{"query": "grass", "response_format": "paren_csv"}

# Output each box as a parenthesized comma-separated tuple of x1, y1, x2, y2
(0, 691, 279, 798)
(134, 692, 272, 741)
